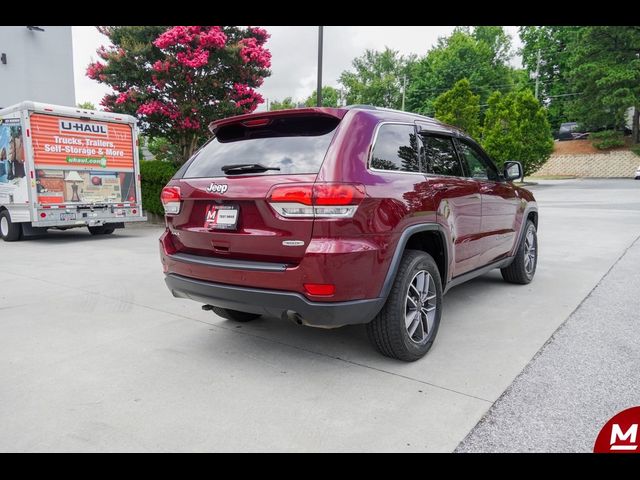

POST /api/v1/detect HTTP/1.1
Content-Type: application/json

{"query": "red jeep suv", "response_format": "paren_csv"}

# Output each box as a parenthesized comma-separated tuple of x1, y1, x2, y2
(159, 106, 538, 361)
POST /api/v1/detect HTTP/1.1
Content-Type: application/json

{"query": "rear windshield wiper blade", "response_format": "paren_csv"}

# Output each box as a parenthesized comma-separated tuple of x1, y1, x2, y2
(221, 163, 281, 175)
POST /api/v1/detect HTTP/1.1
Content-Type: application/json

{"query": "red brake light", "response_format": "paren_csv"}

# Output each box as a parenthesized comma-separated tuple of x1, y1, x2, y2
(241, 118, 271, 127)
(161, 186, 181, 215)
(304, 283, 335, 296)
(269, 185, 313, 206)
(161, 186, 180, 203)
(314, 184, 365, 205)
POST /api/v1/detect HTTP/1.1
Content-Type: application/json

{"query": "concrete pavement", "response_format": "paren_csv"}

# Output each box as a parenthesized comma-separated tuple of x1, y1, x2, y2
(0, 178, 638, 451)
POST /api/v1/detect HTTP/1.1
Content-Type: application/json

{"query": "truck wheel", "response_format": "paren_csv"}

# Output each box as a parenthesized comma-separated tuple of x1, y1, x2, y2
(501, 220, 537, 284)
(0, 211, 22, 242)
(88, 226, 114, 235)
(209, 306, 261, 322)
(366, 249, 443, 362)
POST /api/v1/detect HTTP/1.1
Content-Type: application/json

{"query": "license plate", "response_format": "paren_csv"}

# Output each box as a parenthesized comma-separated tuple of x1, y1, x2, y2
(60, 213, 76, 221)
(204, 204, 239, 230)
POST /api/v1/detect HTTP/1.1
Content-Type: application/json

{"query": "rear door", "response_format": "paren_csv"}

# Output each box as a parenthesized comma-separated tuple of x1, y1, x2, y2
(417, 129, 483, 277)
(167, 113, 341, 264)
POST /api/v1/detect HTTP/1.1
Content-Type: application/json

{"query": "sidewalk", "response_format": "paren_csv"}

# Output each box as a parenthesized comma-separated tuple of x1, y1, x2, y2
(456, 235, 640, 452)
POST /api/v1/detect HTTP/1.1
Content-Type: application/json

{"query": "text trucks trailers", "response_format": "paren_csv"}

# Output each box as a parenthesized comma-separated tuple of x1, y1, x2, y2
(0, 101, 146, 241)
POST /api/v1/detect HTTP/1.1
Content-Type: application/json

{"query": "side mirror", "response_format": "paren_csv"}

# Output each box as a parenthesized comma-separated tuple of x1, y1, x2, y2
(503, 161, 523, 182)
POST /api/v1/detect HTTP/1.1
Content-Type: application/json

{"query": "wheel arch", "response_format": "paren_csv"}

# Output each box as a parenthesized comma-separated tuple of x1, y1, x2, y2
(378, 223, 450, 300)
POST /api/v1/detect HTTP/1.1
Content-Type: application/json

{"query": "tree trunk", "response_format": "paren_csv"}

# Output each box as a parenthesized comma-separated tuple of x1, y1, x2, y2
(633, 106, 640, 144)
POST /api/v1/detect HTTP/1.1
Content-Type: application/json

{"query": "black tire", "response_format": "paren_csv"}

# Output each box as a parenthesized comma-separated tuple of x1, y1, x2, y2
(501, 220, 537, 284)
(88, 225, 115, 235)
(0, 210, 22, 242)
(210, 306, 261, 322)
(367, 249, 443, 362)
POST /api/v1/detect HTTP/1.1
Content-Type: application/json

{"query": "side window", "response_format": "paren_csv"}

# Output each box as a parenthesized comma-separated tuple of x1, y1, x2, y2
(457, 140, 499, 181)
(370, 124, 420, 173)
(420, 134, 463, 177)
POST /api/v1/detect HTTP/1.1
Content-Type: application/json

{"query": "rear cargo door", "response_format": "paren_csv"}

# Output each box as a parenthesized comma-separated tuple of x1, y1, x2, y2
(168, 113, 342, 264)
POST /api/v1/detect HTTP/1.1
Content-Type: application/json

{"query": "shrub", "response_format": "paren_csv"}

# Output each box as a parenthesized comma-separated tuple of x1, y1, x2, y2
(140, 160, 179, 215)
(590, 130, 625, 150)
(631, 144, 640, 157)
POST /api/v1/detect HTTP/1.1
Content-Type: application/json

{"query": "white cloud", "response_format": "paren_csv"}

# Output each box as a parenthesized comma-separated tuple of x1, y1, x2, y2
(72, 25, 523, 110)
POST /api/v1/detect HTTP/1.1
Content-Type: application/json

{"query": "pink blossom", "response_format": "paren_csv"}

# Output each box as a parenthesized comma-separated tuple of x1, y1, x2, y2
(86, 62, 106, 80)
(239, 38, 271, 68)
(151, 74, 166, 89)
(231, 83, 264, 112)
(137, 100, 180, 120)
(248, 27, 270, 45)
(176, 48, 209, 68)
(181, 117, 201, 130)
(154, 26, 191, 49)
(114, 92, 129, 104)
(152, 60, 171, 72)
(198, 26, 226, 48)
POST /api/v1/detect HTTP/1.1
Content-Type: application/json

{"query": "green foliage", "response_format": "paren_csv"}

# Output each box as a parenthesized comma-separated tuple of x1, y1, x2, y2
(339, 47, 415, 108)
(77, 101, 97, 110)
(590, 130, 625, 150)
(406, 27, 515, 115)
(567, 27, 640, 141)
(140, 160, 178, 215)
(270, 97, 296, 111)
(631, 144, 640, 156)
(433, 79, 481, 137)
(304, 86, 340, 107)
(519, 26, 582, 131)
(147, 136, 181, 162)
(481, 90, 553, 176)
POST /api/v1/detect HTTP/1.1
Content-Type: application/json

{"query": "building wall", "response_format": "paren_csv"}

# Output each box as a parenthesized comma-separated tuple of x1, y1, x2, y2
(0, 26, 75, 108)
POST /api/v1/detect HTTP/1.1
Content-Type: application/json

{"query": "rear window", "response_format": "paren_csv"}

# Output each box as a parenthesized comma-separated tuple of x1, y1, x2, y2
(182, 115, 340, 178)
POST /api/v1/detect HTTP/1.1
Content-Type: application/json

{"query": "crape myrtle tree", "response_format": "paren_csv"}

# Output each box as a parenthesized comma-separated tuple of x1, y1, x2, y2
(87, 26, 272, 164)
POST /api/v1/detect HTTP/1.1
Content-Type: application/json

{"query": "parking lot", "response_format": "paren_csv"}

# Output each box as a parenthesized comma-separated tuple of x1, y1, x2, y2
(1, 178, 639, 452)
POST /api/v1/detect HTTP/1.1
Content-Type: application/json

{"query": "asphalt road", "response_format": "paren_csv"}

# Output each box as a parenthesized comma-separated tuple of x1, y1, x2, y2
(1, 178, 638, 452)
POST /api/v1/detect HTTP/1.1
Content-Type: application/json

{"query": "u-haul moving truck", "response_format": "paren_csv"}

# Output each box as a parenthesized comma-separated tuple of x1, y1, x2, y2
(0, 101, 146, 241)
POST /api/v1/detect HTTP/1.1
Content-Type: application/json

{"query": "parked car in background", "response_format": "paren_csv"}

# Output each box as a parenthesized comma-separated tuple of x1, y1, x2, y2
(558, 122, 589, 141)
(159, 105, 538, 361)
(635, 165, 640, 180)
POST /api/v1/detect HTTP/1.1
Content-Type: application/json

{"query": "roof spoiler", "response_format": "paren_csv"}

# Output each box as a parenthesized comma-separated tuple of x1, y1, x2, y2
(208, 107, 347, 135)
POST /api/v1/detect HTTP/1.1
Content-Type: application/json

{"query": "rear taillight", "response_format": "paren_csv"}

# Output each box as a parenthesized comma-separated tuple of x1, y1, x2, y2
(268, 183, 365, 218)
(161, 186, 181, 215)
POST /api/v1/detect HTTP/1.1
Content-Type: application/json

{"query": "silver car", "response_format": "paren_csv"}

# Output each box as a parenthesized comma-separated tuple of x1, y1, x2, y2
(636, 165, 640, 180)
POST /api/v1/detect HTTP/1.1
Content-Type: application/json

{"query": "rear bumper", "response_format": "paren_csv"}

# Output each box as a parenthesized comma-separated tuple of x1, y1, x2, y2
(165, 273, 384, 328)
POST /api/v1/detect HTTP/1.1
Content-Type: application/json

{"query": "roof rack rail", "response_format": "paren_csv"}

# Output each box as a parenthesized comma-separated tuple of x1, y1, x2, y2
(344, 104, 378, 110)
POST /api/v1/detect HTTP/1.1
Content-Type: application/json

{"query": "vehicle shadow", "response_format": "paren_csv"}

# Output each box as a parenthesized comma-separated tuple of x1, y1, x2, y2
(19, 229, 139, 243)
(194, 271, 510, 364)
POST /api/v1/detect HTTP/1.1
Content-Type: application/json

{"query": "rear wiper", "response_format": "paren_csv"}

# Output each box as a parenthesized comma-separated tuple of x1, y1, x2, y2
(221, 163, 281, 175)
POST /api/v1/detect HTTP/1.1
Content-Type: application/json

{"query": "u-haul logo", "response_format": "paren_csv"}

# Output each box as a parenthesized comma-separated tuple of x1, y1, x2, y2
(59, 120, 108, 136)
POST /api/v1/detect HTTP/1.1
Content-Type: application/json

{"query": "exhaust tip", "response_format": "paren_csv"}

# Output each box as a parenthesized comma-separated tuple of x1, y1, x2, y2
(283, 310, 304, 325)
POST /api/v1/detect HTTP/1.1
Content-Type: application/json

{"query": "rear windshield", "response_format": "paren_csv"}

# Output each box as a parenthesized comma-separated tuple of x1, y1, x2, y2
(182, 115, 340, 178)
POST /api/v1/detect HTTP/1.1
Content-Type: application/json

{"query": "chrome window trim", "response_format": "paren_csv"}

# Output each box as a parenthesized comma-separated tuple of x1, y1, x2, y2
(367, 121, 425, 176)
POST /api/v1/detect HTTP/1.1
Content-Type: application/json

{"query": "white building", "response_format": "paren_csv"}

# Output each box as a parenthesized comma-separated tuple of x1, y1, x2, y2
(0, 26, 75, 108)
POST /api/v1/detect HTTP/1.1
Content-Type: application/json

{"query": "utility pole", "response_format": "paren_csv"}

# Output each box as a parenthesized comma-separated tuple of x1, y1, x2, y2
(534, 49, 541, 100)
(316, 26, 324, 107)
(401, 75, 407, 111)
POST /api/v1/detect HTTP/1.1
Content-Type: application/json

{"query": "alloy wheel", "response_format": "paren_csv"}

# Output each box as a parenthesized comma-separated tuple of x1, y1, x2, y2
(405, 270, 437, 344)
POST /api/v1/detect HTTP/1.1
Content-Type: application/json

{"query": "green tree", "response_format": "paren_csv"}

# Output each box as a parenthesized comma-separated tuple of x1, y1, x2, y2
(270, 97, 296, 111)
(482, 90, 553, 176)
(406, 27, 515, 115)
(147, 136, 181, 163)
(87, 26, 271, 164)
(567, 26, 640, 142)
(77, 101, 97, 110)
(519, 26, 582, 131)
(433, 79, 481, 137)
(304, 86, 339, 107)
(339, 47, 415, 108)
